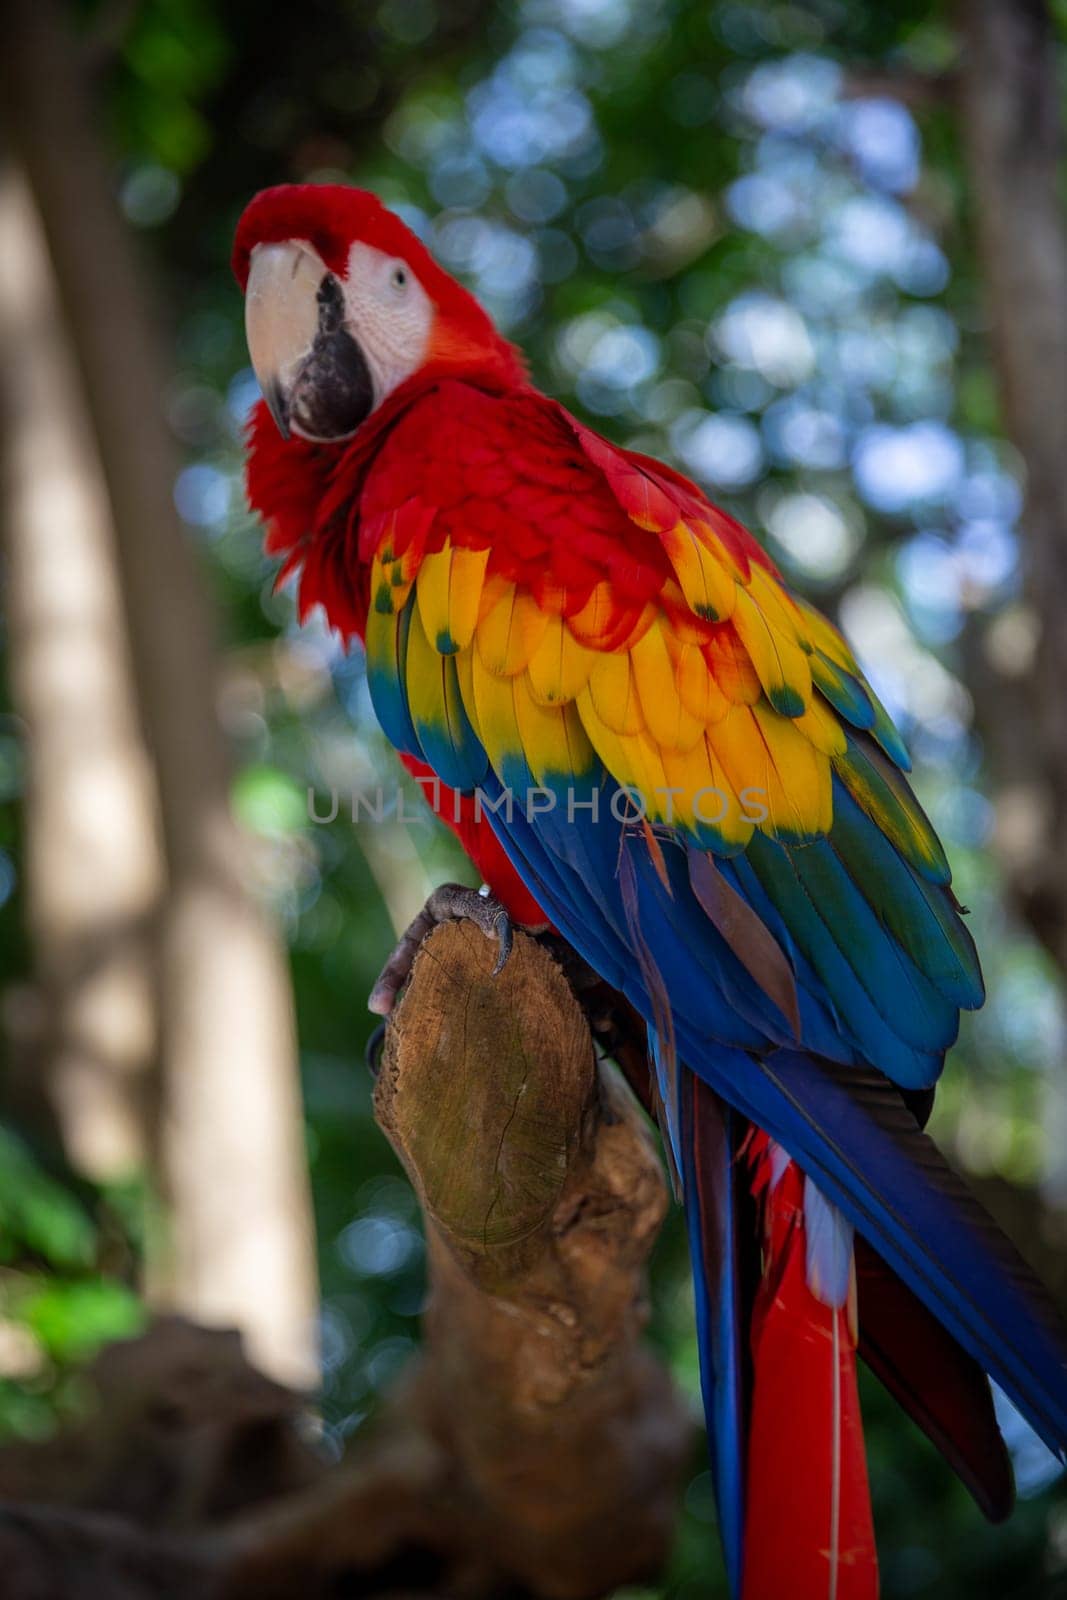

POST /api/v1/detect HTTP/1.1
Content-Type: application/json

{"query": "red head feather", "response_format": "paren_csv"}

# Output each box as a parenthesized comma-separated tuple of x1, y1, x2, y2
(233, 184, 525, 388)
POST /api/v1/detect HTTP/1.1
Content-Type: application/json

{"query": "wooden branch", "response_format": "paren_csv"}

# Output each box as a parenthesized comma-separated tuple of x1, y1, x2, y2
(373, 922, 689, 1595)
(217, 925, 690, 1597)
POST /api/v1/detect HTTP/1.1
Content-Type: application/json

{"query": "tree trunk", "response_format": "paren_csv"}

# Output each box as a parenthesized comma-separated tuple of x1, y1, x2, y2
(0, 0, 318, 1389)
(958, 0, 1067, 1201)
(959, 0, 1067, 973)
(0, 167, 162, 1181)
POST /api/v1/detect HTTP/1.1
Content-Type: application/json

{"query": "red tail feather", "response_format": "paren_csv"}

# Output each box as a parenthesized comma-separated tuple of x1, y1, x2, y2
(743, 1143, 878, 1600)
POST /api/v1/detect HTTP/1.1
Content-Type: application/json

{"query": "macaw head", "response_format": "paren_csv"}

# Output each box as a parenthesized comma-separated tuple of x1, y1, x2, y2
(233, 184, 524, 444)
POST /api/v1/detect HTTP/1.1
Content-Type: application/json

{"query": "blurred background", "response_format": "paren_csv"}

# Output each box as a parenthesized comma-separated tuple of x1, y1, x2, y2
(0, 0, 1066, 1594)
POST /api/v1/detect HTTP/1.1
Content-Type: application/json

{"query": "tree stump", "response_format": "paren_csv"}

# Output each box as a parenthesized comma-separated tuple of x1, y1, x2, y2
(375, 921, 690, 1595)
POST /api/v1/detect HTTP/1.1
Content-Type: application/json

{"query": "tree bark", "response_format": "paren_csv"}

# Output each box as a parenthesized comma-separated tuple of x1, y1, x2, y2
(371, 922, 689, 1597)
(224, 926, 690, 1598)
(0, 0, 318, 1388)
(959, 0, 1067, 973)
(958, 0, 1067, 1200)
(0, 168, 162, 1181)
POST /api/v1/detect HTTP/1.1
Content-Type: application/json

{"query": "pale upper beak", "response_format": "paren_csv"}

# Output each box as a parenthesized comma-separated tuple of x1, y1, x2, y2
(244, 241, 375, 443)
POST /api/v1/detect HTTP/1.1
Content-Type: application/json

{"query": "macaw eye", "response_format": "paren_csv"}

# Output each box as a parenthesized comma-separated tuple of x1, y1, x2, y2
(390, 264, 409, 293)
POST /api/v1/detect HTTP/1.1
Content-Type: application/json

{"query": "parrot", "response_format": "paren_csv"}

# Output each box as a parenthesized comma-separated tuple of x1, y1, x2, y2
(233, 182, 1067, 1598)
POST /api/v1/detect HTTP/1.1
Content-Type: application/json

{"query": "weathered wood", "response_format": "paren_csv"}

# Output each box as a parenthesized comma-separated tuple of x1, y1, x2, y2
(372, 921, 689, 1596)
(376, 921, 596, 1279)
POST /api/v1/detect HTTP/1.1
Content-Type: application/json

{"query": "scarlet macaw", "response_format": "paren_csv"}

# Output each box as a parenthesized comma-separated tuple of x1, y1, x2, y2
(234, 184, 1067, 1598)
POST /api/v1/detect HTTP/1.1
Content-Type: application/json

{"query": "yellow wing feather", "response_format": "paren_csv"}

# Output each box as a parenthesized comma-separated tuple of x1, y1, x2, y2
(476, 580, 548, 675)
(379, 503, 872, 852)
(526, 613, 596, 706)
(415, 543, 489, 654)
(630, 624, 706, 752)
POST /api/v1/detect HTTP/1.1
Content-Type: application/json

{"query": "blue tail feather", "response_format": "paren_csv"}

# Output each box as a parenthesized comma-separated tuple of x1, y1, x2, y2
(680, 1077, 751, 1598)
(682, 1041, 1067, 1457)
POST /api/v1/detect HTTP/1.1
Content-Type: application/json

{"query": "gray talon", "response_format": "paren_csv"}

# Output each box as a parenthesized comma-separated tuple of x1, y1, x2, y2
(369, 883, 514, 1015)
(490, 911, 513, 976)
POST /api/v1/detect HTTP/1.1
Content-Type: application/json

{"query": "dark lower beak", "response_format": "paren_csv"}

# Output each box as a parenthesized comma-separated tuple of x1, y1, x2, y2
(287, 326, 375, 443)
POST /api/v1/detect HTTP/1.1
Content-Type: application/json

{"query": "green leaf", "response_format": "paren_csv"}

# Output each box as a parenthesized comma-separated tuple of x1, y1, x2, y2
(0, 1129, 95, 1270)
(19, 1279, 146, 1365)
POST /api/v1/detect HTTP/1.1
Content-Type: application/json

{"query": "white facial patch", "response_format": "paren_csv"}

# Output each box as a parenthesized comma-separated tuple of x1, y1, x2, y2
(342, 241, 434, 402)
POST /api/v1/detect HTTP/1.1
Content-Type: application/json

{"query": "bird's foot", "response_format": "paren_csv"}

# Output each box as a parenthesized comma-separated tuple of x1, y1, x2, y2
(368, 883, 513, 1017)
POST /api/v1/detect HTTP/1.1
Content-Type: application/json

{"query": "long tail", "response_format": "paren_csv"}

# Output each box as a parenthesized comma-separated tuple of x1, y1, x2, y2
(673, 1039, 1067, 1463)
(748, 1049, 1067, 1454)
(682, 1072, 1022, 1599)
(682, 1073, 878, 1600)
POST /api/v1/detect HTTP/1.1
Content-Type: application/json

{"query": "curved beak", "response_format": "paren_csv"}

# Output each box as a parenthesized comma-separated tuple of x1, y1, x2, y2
(244, 243, 321, 440)
(244, 242, 375, 443)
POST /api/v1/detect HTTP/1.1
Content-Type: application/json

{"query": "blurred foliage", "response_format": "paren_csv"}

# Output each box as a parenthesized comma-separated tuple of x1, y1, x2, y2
(2, 0, 1067, 1594)
(0, 1129, 145, 1437)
